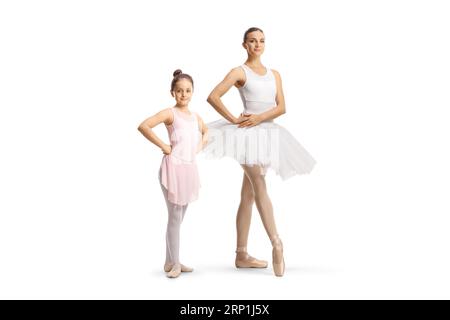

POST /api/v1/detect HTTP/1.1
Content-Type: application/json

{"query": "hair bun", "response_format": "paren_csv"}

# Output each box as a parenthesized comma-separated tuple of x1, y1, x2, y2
(173, 69, 182, 77)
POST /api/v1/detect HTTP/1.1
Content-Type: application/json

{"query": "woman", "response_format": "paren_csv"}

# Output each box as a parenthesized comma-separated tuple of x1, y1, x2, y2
(205, 27, 316, 276)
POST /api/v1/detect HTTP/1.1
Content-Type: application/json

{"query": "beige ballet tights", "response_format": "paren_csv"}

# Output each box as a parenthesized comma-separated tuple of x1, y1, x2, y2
(236, 165, 279, 255)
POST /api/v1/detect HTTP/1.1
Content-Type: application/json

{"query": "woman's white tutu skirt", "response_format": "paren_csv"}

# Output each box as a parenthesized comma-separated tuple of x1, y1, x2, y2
(202, 119, 316, 180)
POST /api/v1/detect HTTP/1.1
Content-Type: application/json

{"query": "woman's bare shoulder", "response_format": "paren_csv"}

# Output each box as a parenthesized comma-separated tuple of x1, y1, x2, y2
(228, 66, 245, 77)
(271, 68, 281, 78)
(229, 66, 246, 87)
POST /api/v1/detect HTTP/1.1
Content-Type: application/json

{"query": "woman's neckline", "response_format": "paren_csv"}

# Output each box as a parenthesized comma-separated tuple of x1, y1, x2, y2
(243, 63, 268, 76)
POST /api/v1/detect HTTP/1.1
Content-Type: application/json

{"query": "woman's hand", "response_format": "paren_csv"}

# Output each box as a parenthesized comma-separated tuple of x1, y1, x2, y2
(161, 144, 172, 155)
(232, 113, 248, 125)
(238, 114, 262, 128)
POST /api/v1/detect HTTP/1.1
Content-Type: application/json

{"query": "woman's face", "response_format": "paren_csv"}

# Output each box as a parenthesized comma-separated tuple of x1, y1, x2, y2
(243, 31, 265, 57)
(172, 78, 193, 107)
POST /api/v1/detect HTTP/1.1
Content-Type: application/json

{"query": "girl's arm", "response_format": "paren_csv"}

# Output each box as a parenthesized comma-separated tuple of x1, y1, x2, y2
(207, 68, 247, 124)
(238, 70, 286, 128)
(137, 108, 173, 154)
(196, 114, 209, 152)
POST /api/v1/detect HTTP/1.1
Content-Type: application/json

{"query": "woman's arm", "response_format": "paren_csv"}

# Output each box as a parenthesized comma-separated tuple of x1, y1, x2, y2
(137, 108, 173, 154)
(238, 70, 286, 128)
(207, 68, 247, 124)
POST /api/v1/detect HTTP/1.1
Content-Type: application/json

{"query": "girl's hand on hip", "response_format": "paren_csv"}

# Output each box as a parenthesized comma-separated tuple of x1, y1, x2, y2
(161, 144, 172, 155)
(238, 114, 262, 128)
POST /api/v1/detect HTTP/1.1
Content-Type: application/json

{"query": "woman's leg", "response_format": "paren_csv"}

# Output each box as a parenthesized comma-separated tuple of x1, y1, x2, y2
(236, 172, 254, 249)
(235, 172, 268, 268)
(241, 164, 285, 276)
(241, 165, 278, 237)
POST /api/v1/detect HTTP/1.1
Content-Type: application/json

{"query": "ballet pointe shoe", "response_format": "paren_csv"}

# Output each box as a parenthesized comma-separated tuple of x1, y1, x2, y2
(235, 247, 268, 268)
(271, 235, 285, 277)
(164, 263, 193, 273)
(166, 263, 182, 278)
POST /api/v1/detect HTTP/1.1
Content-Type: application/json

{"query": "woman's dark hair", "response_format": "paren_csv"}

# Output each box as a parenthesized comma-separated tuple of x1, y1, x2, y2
(243, 27, 264, 43)
(171, 69, 194, 92)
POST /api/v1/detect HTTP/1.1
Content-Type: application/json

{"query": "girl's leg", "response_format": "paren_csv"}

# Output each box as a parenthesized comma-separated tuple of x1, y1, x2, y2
(160, 183, 188, 278)
(235, 172, 268, 268)
(241, 164, 285, 276)
(163, 204, 193, 273)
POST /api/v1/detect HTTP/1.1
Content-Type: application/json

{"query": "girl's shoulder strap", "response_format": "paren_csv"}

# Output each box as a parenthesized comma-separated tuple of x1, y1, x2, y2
(165, 107, 176, 126)
(193, 112, 203, 131)
(171, 107, 180, 119)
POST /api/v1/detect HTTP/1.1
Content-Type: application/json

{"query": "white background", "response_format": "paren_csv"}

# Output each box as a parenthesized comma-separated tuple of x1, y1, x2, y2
(1, 0, 449, 299)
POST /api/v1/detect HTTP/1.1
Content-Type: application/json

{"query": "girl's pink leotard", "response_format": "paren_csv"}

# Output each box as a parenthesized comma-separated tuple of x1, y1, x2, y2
(159, 107, 201, 206)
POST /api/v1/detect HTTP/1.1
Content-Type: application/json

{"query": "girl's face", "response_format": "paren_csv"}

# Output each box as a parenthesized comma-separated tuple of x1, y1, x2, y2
(243, 31, 265, 57)
(171, 78, 193, 107)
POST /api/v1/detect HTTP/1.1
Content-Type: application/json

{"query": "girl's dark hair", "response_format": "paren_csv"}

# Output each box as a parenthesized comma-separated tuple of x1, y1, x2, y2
(243, 27, 264, 42)
(171, 69, 194, 92)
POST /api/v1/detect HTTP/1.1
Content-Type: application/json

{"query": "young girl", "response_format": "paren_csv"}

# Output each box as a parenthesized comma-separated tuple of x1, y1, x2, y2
(138, 69, 208, 278)
(204, 28, 316, 276)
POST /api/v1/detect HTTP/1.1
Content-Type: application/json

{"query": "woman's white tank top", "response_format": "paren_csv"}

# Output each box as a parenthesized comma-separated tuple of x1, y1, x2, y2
(238, 64, 277, 115)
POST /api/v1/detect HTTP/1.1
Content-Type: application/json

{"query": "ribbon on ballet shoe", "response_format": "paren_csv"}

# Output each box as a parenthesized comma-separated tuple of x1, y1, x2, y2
(166, 263, 182, 278)
(164, 263, 193, 273)
(235, 247, 268, 268)
(270, 235, 285, 277)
